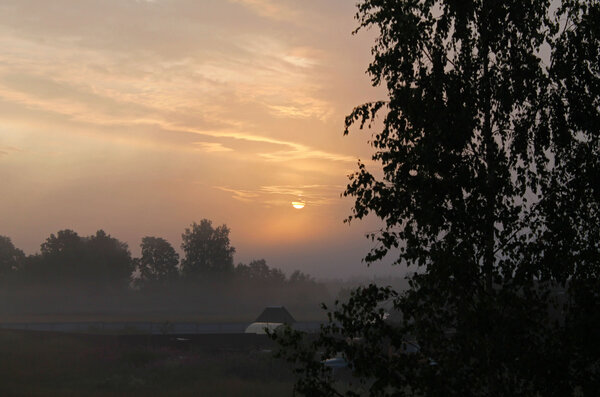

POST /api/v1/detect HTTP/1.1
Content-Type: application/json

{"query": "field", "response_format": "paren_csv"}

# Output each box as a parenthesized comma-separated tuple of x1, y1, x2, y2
(0, 329, 295, 397)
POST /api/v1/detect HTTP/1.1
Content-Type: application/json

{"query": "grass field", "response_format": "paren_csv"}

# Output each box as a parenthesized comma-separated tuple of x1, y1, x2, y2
(0, 329, 295, 396)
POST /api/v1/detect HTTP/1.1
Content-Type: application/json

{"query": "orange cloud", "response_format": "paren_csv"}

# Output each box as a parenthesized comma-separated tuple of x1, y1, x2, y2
(193, 142, 234, 153)
(227, 0, 297, 21)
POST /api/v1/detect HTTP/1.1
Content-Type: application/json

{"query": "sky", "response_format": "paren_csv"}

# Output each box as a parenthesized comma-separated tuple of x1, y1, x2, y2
(0, 0, 400, 279)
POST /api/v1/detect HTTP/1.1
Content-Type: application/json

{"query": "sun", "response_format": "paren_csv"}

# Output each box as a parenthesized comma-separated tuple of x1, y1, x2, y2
(292, 201, 305, 209)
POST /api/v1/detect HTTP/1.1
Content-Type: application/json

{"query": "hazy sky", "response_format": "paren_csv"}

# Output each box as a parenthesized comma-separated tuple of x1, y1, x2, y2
(0, 0, 400, 278)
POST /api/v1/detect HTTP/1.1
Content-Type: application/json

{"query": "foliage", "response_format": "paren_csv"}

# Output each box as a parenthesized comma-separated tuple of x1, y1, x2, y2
(0, 235, 25, 278)
(0, 223, 332, 324)
(39, 229, 85, 278)
(0, 222, 330, 316)
(274, 0, 600, 395)
(180, 219, 235, 279)
(288, 270, 316, 285)
(85, 230, 135, 286)
(136, 236, 179, 288)
(26, 229, 133, 286)
(235, 259, 286, 285)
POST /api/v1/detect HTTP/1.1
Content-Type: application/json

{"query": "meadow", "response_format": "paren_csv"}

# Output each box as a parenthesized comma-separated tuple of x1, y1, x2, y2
(0, 329, 295, 397)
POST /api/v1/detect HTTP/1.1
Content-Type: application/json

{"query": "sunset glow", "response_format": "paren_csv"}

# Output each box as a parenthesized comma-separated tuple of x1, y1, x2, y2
(292, 201, 305, 209)
(0, 0, 388, 278)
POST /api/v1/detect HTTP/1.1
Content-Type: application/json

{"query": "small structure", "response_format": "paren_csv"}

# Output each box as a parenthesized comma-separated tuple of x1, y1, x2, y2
(323, 356, 348, 369)
(244, 306, 296, 334)
(244, 322, 283, 334)
(254, 306, 296, 324)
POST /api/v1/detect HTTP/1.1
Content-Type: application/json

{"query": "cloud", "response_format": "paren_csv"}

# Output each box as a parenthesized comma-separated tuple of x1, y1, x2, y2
(0, 17, 352, 164)
(267, 101, 332, 120)
(227, 0, 297, 21)
(0, 145, 21, 156)
(283, 55, 317, 69)
(214, 186, 260, 202)
(0, 71, 354, 163)
(215, 183, 344, 207)
(190, 129, 354, 163)
(193, 142, 233, 153)
(135, 121, 356, 163)
(257, 147, 354, 163)
(260, 184, 344, 205)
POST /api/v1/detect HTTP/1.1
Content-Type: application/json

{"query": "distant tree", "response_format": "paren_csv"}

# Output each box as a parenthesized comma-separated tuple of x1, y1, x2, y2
(235, 259, 286, 284)
(273, 0, 600, 396)
(37, 229, 133, 286)
(180, 219, 235, 279)
(39, 229, 86, 280)
(288, 270, 315, 285)
(136, 236, 179, 287)
(84, 230, 133, 286)
(0, 235, 25, 278)
(41, 229, 83, 256)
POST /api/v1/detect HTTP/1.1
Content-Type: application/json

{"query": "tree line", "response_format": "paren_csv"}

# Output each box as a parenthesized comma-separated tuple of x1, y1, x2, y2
(0, 219, 317, 290)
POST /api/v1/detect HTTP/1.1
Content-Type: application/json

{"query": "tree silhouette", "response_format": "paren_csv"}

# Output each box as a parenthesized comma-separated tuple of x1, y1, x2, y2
(0, 235, 25, 279)
(36, 229, 133, 286)
(85, 230, 133, 286)
(235, 259, 285, 285)
(136, 236, 179, 287)
(273, 1, 600, 395)
(180, 219, 235, 279)
(288, 270, 314, 285)
(39, 229, 86, 281)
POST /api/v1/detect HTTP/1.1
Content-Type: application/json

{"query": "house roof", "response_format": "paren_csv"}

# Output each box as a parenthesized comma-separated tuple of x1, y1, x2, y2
(255, 306, 296, 324)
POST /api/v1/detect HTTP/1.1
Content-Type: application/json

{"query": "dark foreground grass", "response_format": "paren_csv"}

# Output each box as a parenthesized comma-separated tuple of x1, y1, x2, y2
(0, 329, 294, 396)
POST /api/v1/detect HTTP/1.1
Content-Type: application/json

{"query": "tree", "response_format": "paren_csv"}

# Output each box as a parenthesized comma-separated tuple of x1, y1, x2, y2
(288, 270, 315, 285)
(0, 235, 25, 279)
(235, 259, 286, 284)
(39, 229, 86, 281)
(37, 229, 133, 286)
(180, 219, 235, 279)
(85, 230, 133, 286)
(273, 1, 599, 395)
(136, 236, 179, 287)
